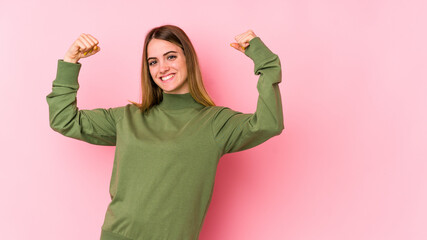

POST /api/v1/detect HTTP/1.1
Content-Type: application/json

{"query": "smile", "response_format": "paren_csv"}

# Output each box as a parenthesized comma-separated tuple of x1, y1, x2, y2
(161, 74, 175, 82)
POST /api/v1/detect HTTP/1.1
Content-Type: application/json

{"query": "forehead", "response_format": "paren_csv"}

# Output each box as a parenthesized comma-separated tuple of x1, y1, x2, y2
(147, 39, 182, 57)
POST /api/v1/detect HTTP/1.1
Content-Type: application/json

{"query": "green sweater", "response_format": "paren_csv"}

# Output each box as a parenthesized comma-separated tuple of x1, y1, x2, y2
(46, 36, 284, 240)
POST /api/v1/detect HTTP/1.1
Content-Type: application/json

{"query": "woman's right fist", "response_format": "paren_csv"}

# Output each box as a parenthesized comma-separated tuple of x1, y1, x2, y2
(63, 33, 101, 63)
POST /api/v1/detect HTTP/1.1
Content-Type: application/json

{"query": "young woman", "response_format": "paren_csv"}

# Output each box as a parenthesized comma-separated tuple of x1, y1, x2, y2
(46, 24, 284, 240)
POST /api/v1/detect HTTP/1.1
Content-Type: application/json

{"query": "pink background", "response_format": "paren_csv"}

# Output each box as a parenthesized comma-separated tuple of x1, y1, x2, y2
(1, 0, 426, 239)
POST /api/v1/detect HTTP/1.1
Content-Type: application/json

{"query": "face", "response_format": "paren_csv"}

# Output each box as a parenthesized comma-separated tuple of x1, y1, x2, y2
(147, 39, 189, 94)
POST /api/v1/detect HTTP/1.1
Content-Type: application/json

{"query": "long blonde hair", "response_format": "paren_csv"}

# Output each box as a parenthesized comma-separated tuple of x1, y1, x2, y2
(129, 25, 216, 114)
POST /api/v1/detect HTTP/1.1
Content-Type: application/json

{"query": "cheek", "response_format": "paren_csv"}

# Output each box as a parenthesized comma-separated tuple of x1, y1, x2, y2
(148, 68, 157, 79)
(177, 60, 187, 76)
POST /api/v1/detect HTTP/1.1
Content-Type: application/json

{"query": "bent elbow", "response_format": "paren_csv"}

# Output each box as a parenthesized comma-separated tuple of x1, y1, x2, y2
(259, 124, 284, 138)
(49, 120, 63, 133)
(48, 115, 71, 134)
(273, 125, 284, 136)
(271, 122, 284, 136)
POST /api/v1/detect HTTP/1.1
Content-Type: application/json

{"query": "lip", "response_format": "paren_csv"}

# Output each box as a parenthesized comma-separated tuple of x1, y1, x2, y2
(160, 73, 175, 78)
(160, 73, 175, 83)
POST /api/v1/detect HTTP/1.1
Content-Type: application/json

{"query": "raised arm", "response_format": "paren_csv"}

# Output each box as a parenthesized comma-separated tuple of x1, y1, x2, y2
(212, 33, 284, 154)
(46, 60, 124, 146)
(46, 34, 123, 146)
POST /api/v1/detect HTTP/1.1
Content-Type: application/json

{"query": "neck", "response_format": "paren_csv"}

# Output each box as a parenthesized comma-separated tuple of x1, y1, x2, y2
(158, 91, 203, 110)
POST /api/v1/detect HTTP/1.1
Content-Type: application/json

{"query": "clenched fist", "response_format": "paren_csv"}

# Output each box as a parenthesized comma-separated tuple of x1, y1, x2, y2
(230, 30, 257, 53)
(63, 33, 101, 63)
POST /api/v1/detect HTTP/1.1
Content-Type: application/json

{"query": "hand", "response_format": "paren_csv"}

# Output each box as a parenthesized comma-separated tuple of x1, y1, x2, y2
(63, 33, 101, 63)
(230, 30, 257, 53)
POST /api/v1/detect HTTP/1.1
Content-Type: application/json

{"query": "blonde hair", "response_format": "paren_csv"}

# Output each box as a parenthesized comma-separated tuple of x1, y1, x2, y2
(129, 24, 216, 114)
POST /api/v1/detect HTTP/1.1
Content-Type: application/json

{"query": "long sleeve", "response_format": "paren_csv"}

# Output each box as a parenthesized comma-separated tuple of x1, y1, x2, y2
(211, 37, 284, 154)
(46, 59, 124, 146)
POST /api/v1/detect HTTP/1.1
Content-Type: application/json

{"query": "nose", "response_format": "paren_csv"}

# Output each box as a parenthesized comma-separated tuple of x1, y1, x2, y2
(159, 61, 170, 74)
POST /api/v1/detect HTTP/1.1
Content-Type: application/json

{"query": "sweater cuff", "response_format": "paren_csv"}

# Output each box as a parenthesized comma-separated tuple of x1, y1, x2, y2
(244, 37, 276, 64)
(54, 59, 82, 85)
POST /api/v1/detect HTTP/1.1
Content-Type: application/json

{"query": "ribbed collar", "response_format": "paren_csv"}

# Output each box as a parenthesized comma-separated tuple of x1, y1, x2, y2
(158, 92, 203, 110)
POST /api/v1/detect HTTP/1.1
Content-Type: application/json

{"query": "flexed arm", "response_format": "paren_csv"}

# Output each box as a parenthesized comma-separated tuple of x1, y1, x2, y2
(212, 30, 284, 154)
(46, 34, 123, 146)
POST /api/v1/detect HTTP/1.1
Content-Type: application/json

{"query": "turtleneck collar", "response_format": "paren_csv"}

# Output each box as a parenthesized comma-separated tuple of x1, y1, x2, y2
(158, 92, 203, 110)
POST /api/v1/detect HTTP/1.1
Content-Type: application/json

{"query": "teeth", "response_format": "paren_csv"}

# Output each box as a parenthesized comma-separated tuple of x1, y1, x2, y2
(161, 74, 174, 81)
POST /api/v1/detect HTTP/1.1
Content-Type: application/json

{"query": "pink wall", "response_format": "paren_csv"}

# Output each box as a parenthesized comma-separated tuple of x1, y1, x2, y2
(1, 0, 426, 239)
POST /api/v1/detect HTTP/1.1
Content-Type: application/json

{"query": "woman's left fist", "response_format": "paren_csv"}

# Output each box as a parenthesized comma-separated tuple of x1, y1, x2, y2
(230, 30, 257, 53)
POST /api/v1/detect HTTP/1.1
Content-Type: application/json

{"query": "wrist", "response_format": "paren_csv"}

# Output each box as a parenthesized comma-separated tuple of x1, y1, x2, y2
(63, 56, 79, 64)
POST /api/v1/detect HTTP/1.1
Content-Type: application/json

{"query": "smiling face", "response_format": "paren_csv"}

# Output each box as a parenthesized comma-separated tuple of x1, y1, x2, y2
(147, 39, 189, 94)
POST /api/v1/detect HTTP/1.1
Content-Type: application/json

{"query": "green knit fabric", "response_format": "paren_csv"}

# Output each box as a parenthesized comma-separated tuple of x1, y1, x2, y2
(46, 36, 284, 240)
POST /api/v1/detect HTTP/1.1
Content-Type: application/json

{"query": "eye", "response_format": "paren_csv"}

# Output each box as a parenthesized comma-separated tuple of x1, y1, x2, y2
(148, 55, 176, 66)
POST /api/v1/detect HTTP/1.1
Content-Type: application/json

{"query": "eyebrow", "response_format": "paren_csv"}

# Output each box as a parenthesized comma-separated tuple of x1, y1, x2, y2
(147, 51, 178, 61)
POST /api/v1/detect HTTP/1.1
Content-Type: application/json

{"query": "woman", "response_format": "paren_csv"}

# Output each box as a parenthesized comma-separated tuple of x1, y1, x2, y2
(46, 25, 284, 240)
